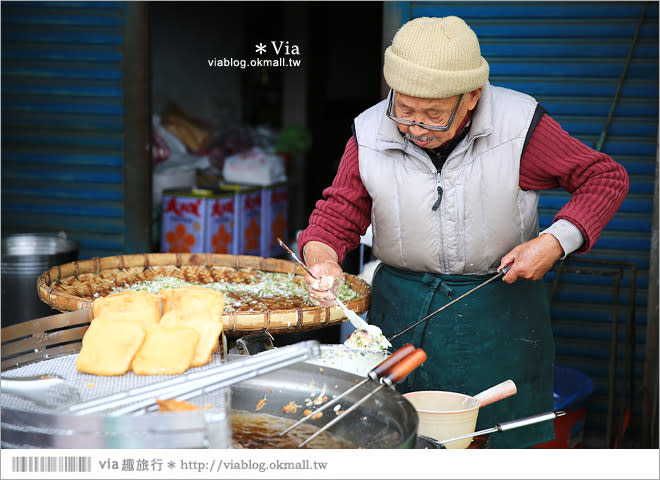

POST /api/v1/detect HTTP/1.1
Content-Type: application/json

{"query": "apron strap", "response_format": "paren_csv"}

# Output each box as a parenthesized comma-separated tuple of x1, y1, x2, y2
(422, 272, 454, 298)
(406, 273, 455, 385)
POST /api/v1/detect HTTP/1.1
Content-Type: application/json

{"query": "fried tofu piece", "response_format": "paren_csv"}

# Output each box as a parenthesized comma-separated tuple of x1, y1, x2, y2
(131, 325, 199, 375)
(76, 317, 146, 376)
(160, 286, 225, 323)
(160, 310, 222, 367)
(92, 290, 161, 329)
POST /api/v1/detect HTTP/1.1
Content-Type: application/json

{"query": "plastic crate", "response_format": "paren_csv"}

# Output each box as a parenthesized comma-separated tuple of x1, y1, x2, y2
(534, 365, 595, 448)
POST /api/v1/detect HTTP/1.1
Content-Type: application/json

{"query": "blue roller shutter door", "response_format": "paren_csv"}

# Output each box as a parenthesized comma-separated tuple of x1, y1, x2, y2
(1, 1, 150, 259)
(384, 1, 658, 447)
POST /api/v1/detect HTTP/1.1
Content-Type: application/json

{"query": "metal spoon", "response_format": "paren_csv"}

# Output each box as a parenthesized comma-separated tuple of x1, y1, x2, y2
(276, 238, 385, 339)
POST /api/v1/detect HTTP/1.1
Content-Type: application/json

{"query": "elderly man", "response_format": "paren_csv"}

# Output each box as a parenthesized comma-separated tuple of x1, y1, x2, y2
(298, 16, 628, 447)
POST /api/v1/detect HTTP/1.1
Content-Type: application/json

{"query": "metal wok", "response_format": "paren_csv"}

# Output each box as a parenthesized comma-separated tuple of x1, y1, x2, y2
(2, 348, 416, 449)
(233, 360, 418, 448)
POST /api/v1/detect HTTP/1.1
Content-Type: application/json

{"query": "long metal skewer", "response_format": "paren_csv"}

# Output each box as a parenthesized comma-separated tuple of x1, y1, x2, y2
(278, 343, 415, 437)
(276, 237, 315, 278)
(388, 266, 510, 342)
(297, 348, 427, 448)
(276, 237, 380, 336)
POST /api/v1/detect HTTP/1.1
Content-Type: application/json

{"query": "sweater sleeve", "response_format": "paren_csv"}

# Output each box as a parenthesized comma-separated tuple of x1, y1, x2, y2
(520, 115, 629, 253)
(297, 136, 372, 263)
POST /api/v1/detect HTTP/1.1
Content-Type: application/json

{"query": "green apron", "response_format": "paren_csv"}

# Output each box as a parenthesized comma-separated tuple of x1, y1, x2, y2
(370, 264, 555, 448)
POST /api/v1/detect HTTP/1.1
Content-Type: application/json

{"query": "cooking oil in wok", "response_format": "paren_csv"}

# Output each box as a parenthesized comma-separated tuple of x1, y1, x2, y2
(231, 410, 354, 449)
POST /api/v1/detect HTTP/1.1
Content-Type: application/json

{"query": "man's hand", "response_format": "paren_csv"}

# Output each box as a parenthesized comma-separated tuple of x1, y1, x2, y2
(302, 241, 343, 306)
(498, 234, 564, 284)
(306, 261, 343, 305)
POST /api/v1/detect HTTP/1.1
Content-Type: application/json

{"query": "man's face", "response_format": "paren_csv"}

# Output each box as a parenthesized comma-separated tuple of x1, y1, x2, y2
(392, 88, 482, 150)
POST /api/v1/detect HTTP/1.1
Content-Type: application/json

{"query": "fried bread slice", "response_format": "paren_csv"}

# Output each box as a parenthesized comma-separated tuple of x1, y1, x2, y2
(92, 290, 161, 329)
(131, 325, 199, 375)
(160, 310, 222, 367)
(156, 398, 202, 412)
(160, 286, 225, 323)
(76, 317, 146, 376)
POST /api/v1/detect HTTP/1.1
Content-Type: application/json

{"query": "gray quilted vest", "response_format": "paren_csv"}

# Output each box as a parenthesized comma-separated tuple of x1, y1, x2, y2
(354, 82, 540, 274)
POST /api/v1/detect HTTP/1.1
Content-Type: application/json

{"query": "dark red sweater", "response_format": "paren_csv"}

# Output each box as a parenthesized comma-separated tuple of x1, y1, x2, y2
(299, 114, 629, 263)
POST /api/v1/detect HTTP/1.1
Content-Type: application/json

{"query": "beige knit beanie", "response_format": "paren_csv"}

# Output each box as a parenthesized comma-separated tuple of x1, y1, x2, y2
(384, 16, 489, 98)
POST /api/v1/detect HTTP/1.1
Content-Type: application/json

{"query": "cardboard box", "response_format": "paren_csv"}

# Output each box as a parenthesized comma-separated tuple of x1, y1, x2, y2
(260, 183, 288, 257)
(161, 189, 211, 253)
(220, 184, 262, 256)
(205, 190, 239, 254)
(161, 188, 239, 254)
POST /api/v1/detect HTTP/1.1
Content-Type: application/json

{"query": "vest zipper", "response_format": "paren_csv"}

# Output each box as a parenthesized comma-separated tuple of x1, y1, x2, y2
(432, 172, 443, 211)
(433, 171, 449, 272)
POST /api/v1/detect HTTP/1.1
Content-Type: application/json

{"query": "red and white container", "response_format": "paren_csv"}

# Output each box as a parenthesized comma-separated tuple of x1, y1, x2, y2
(205, 191, 239, 254)
(220, 185, 262, 256)
(160, 189, 211, 253)
(260, 183, 288, 257)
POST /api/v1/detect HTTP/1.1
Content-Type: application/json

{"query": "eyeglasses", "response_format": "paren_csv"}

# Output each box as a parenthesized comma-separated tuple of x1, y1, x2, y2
(386, 90, 464, 132)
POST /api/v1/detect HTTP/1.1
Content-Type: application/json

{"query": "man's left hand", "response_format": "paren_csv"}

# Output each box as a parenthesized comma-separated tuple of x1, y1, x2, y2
(498, 234, 564, 284)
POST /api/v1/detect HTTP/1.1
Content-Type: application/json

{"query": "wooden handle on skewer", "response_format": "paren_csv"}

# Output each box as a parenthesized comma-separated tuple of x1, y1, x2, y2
(383, 348, 427, 384)
(369, 344, 415, 379)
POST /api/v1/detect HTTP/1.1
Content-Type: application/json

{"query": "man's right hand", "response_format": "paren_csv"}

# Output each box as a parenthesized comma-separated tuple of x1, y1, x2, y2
(302, 241, 343, 306)
(306, 261, 343, 305)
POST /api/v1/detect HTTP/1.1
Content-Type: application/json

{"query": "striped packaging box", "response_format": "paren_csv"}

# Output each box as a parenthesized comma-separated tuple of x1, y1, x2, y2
(204, 190, 239, 254)
(220, 184, 262, 256)
(260, 183, 288, 257)
(160, 189, 211, 253)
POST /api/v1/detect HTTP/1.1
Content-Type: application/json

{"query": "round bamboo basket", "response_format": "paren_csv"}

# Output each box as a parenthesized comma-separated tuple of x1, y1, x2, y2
(36, 253, 371, 335)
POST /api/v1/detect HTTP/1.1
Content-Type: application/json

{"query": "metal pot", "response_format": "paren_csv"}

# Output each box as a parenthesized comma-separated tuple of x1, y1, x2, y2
(1, 233, 79, 327)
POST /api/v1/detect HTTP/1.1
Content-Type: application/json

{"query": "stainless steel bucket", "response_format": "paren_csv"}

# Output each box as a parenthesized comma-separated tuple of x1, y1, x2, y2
(1, 233, 79, 327)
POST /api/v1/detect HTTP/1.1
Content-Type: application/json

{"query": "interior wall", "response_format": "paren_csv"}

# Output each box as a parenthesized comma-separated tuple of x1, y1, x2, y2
(150, 3, 246, 122)
(149, 2, 384, 258)
(304, 2, 384, 273)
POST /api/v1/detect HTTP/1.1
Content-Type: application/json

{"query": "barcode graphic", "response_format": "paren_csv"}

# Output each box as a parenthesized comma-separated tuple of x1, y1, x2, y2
(12, 456, 92, 473)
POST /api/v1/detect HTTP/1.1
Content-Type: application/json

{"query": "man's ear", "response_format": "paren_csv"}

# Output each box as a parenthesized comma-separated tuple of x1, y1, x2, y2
(467, 87, 483, 110)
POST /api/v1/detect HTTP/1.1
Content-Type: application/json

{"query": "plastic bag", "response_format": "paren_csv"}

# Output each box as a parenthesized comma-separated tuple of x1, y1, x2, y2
(222, 147, 287, 186)
(152, 114, 211, 204)
(160, 103, 210, 153)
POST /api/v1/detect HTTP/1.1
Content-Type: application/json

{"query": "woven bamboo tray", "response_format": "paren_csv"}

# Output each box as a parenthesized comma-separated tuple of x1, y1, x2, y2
(36, 253, 371, 335)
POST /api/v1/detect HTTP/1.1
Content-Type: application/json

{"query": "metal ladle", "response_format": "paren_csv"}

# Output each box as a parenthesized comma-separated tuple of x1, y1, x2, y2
(1, 374, 81, 409)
